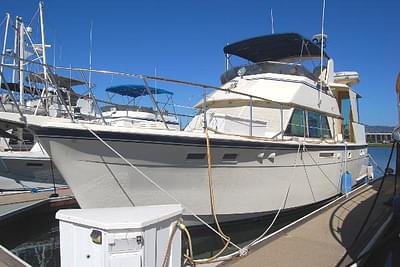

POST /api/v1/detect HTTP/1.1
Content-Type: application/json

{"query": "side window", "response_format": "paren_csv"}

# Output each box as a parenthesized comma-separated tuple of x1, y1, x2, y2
(285, 109, 305, 137)
(307, 111, 321, 138)
(341, 97, 351, 141)
(321, 116, 332, 139)
(307, 111, 332, 139)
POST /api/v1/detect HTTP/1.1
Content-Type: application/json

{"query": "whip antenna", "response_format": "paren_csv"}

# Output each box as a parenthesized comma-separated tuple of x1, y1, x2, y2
(270, 9, 275, 34)
(88, 21, 93, 91)
(318, 0, 326, 106)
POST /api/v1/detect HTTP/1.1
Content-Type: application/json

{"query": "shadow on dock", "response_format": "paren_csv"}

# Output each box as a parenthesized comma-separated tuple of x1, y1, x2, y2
(224, 175, 398, 267)
(329, 175, 398, 266)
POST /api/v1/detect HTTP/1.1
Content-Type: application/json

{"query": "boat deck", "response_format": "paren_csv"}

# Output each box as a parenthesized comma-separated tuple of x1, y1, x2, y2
(222, 175, 398, 267)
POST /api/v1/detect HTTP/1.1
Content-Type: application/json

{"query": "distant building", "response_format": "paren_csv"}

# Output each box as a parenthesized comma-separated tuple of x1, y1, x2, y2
(365, 125, 395, 144)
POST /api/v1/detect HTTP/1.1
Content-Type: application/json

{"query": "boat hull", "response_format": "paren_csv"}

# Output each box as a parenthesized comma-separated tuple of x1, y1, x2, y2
(0, 152, 65, 189)
(34, 126, 369, 225)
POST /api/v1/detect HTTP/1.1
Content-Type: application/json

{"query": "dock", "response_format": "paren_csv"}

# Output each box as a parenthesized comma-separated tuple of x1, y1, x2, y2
(0, 244, 30, 267)
(0, 187, 74, 221)
(223, 175, 398, 267)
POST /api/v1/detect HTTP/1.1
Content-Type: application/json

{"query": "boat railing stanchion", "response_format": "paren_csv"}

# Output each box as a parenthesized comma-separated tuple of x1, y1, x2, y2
(280, 104, 284, 140)
(203, 87, 207, 131)
(46, 67, 75, 122)
(142, 76, 169, 129)
(249, 96, 253, 136)
(0, 13, 10, 112)
(79, 69, 107, 125)
(0, 70, 25, 121)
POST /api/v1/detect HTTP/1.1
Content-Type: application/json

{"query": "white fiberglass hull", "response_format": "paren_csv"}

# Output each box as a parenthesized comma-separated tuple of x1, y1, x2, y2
(0, 149, 65, 190)
(33, 125, 368, 225)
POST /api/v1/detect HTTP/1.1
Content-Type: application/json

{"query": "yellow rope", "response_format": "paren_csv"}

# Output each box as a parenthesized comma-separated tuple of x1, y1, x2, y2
(161, 220, 179, 267)
(182, 128, 234, 265)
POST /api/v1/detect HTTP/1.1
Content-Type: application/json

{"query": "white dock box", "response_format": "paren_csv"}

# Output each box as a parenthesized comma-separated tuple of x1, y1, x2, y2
(56, 205, 183, 267)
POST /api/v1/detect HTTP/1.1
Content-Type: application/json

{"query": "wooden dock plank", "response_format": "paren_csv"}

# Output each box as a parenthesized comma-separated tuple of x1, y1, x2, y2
(0, 187, 72, 206)
(0, 245, 30, 267)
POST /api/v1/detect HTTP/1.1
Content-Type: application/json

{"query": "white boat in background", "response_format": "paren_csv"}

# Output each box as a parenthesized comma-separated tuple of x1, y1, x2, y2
(0, 33, 369, 225)
(0, 142, 65, 191)
(100, 84, 180, 129)
(0, 4, 67, 191)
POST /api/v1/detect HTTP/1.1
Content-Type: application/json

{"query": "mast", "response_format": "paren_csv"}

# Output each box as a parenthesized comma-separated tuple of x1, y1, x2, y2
(0, 13, 10, 89)
(12, 17, 18, 83)
(34, 1, 50, 115)
(39, 1, 48, 84)
(18, 18, 24, 106)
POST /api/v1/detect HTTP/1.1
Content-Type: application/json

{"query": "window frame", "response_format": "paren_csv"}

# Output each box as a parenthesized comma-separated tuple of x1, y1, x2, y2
(284, 108, 306, 137)
(284, 108, 332, 139)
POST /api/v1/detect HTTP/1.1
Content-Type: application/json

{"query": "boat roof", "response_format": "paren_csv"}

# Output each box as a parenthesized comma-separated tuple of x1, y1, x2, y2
(223, 33, 329, 63)
(106, 85, 173, 98)
(28, 73, 86, 88)
(1, 82, 41, 96)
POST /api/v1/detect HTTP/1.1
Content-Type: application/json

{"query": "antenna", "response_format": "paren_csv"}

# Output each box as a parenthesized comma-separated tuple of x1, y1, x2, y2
(318, 0, 326, 106)
(154, 67, 157, 104)
(270, 9, 275, 34)
(53, 33, 56, 67)
(225, 43, 229, 71)
(88, 21, 93, 91)
(320, 0, 326, 78)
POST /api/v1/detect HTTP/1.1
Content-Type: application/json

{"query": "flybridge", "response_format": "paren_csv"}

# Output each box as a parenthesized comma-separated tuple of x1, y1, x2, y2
(220, 33, 330, 85)
(223, 33, 329, 63)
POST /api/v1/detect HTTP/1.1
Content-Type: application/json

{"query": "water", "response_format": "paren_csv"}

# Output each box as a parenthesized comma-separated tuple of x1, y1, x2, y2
(0, 146, 396, 266)
(368, 146, 397, 175)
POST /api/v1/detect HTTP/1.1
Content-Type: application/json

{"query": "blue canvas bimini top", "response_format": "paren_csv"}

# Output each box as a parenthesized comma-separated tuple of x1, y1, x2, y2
(106, 85, 173, 98)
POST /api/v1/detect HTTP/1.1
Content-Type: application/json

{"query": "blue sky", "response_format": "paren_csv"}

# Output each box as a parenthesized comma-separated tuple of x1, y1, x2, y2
(1, 0, 399, 126)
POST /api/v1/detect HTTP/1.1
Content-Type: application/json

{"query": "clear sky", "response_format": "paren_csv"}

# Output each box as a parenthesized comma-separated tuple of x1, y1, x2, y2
(1, 0, 399, 126)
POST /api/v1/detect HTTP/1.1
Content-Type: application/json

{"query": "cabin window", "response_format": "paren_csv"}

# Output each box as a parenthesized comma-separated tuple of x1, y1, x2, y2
(222, 153, 238, 161)
(186, 153, 206, 160)
(321, 116, 331, 139)
(26, 162, 44, 167)
(341, 97, 351, 141)
(319, 152, 334, 158)
(285, 109, 305, 137)
(307, 112, 332, 139)
(307, 111, 322, 138)
(285, 109, 331, 139)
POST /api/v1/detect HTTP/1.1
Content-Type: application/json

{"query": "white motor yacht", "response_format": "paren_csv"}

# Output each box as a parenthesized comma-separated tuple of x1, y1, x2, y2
(0, 33, 369, 225)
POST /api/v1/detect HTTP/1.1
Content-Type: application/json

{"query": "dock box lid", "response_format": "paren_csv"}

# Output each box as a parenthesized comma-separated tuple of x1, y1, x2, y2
(56, 204, 183, 230)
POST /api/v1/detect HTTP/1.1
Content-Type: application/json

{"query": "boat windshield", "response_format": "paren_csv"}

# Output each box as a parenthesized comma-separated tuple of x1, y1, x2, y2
(220, 60, 318, 84)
